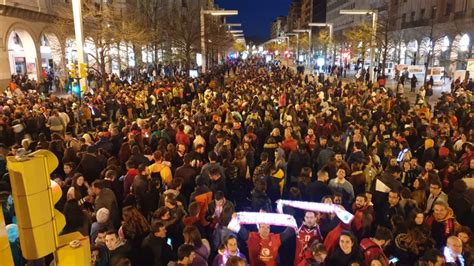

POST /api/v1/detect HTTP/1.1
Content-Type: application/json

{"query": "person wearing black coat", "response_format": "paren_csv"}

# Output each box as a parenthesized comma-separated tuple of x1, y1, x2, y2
(287, 143, 311, 185)
(209, 167, 227, 197)
(174, 154, 198, 201)
(77, 147, 104, 183)
(448, 179, 473, 227)
(132, 168, 150, 216)
(308, 170, 332, 203)
(141, 221, 176, 266)
(105, 231, 132, 266)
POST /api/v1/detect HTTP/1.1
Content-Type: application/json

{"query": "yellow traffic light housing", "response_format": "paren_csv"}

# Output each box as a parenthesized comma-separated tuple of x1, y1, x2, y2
(79, 63, 87, 79)
(7, 150, 64, 260)
(68, 63, 77, 79)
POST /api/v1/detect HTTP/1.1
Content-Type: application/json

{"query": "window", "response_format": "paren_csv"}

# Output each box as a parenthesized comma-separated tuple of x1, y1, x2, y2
(411, 11, 415, 22)
(445, 3, 452, 16)
(420, 8, 425, 19)
(402, 13, 406, 24)
(431, 6, 437, 19)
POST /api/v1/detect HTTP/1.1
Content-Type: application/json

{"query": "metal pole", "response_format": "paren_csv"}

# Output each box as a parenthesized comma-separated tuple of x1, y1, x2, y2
(72, 0, 86, 91)
(370, 12, 378, 82)
(329, 24, 335, 66)
(200, 9, 206, 73)
(296, 34, 300, 63)
(308, 30, 312, 73)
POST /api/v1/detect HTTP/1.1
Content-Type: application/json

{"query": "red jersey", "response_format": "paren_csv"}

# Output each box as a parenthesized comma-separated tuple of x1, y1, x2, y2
(295, 225, 323, 265)
(247, 232, 281, 266)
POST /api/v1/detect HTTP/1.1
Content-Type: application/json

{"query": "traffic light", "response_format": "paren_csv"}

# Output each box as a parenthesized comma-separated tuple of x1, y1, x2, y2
(68, 63, 77, 79)
(79, 63, 87, 79)
(7, 150, 64, 260)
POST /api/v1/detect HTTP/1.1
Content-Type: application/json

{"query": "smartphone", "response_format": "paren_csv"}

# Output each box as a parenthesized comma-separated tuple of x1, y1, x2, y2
(166, 238, 172, 247)
(388, 257, 399, 264)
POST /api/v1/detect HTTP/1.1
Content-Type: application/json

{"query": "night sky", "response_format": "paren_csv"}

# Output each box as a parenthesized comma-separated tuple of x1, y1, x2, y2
(215, 0, 292, 43)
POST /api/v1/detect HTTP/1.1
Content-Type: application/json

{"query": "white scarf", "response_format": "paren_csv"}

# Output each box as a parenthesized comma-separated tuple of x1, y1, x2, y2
(276, 199, 354, 224)
(227, 212, 298, 233)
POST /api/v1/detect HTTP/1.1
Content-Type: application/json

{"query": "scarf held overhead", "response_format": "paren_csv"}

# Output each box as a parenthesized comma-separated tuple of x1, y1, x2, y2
(227, 212, 298, 233)
(276, 199, 354, 224)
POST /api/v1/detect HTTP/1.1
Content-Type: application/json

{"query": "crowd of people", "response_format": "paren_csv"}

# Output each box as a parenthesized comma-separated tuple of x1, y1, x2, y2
(1, 57, 474, 266)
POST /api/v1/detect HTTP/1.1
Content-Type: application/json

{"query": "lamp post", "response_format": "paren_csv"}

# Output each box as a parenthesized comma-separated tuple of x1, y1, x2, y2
(340, 9, 378, 82)
(71, 0, 86, 91)
(294, 29, 312, 72)
(200, 9, 238, 73)
(285, 33, 299, 64)
(308, 23, 334, 66)
(226, 23, 242, 28)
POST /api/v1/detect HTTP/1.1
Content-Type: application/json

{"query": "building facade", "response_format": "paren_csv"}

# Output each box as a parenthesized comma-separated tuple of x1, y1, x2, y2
(388, 0, 474, 74)
(0, 0, 209, 89)
(271, 16, 287, 39)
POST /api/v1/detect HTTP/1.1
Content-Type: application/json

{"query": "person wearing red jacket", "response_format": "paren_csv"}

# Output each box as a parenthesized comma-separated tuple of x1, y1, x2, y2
(359, 226, 392, 265)
(351, 194, 375, 239)
(294, 211, 324, 265)
(175, 124, 191, 148)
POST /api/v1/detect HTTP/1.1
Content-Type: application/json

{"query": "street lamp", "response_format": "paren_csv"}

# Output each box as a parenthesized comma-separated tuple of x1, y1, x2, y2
(294, 29, 312, 71)
(340, 9, 378, 81)
(226, 23, 242, 28)
(200, 9, 238, 73)
(308, 22, 334, 67)
(285, 33, 299, 62)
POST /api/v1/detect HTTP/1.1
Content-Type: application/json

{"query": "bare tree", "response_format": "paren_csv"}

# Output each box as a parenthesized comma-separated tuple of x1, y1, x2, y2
(161, 3, 201, 71)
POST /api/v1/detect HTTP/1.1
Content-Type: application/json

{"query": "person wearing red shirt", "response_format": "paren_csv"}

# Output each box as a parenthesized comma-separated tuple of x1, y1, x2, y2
(359, 226, 392, 265)
(294, 211, 324, 265)
(240, 223, 294, 266)
(175, 124, 191, 148)
(280, 129, 297, 155)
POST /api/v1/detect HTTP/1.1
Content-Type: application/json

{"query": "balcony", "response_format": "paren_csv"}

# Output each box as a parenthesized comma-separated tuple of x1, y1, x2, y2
(401, 19, 431, 29)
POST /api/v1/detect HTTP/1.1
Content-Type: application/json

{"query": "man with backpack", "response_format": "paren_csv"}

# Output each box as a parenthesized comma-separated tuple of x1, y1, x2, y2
(359, 226, 393, 265)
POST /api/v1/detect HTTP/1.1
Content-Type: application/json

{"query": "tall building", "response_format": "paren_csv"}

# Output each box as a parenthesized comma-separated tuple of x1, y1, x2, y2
(287, 0, 302, 32)
(271, 16, 287, 38)
(300, 0, 327, 27)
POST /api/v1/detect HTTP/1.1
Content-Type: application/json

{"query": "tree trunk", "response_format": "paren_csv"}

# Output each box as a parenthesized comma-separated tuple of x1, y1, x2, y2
(99, 49, 108, 90)
(185, 44, 191, 72)
(133, 44, 142, 68)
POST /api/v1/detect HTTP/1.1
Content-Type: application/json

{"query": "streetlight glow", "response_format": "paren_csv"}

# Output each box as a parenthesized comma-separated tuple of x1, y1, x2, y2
(339, 9, 375, 15)
(204, 10, 239, 16)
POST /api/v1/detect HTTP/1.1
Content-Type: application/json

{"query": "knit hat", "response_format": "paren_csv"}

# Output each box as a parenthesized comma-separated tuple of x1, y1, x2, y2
(96, 208, 110, 224)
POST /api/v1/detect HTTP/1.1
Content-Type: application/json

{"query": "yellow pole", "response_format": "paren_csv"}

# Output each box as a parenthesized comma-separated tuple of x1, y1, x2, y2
(0, 203, 14, 266)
